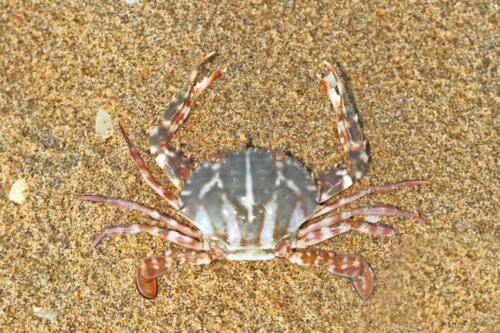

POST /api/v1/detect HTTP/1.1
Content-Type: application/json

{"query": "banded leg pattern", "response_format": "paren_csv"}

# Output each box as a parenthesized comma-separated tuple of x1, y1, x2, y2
(87, 223, 203, 252)
(136, 249, 219, 299)
(298, 205, 425, 238)
(78, 195, 200, 238)
(118, 125, 180, 209)
(275, 243, 374, 300)
(316, 62, 370, 202)
(313, 179, 429, 219)
(150, 52, 222, 189)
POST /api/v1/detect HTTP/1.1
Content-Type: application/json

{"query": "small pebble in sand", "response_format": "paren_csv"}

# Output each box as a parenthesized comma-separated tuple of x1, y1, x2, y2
(33, 306, 58, 320)
(125, 0, 138, 5)
(8, 178, 28, 204)
(95, 109, 114, 139)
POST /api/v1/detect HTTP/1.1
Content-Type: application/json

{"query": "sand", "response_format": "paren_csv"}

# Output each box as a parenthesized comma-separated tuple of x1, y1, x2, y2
(0, 1, 497, 331)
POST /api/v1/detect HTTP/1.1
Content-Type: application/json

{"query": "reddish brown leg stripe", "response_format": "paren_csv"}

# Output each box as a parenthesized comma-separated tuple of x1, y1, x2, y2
(317, 62, 370, 202)
(275, 244, 374, 300)
(87, 223, 202, 252)
(78, 195, 201, 238)
(154, 149, 192, 189)
(136, 255, 176, 299)
(298, 205, 425, 238)
(316, 169, 353, 203)
(136, 249, 218, 299)
(139, 255, 176, 280)
(149, 53, 221, 188)
(118, 125, 180, 209)
(296, 221, 395, 248)
(313, 179, 429, 219)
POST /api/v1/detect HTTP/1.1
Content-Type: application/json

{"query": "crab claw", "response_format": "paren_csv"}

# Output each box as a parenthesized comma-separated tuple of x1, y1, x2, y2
(136, 255, 176, 299)
(136, 272, 158, 299)
(352, 262, 375, 300)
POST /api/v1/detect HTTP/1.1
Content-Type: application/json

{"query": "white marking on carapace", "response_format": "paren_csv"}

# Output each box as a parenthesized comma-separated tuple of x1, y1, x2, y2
(286, 179, 301, 194)
(198, 172, 222, 199)
(260, 195, 278, 246)
(275, 167, 286, 186)
(222, 194, 242, 245)
(193, 206, 214, 236)
(307, 184, 318, 191)
(287, 202, 305, 232)
(244, 150, 256, 223)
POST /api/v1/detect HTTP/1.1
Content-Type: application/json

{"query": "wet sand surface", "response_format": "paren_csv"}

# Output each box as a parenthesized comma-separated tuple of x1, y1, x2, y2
(0, 1, 497, 331)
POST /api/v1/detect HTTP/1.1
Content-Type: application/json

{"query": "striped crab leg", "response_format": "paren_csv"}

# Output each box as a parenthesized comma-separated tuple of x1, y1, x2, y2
(296, 220, 396, 248)
(298, 205, 426, 238)
(150, 52, 222, 189)
(316, 62, 370, 202)
(312, 179, 429, 219)
(119, 124, 180, 209)
(274, 242, 374, 300)
(87, 223, 202, 253)
(136, 248, 223, 299)
(77, 195, 200, 238)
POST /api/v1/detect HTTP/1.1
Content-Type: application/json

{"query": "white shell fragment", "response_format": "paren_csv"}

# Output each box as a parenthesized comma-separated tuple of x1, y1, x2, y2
(8, 178, 28, 204)
(365, 215, 382, 223)
(95, 109, 114, 138)
(33, 306, 58, 320)
(125, 0, 138, 5)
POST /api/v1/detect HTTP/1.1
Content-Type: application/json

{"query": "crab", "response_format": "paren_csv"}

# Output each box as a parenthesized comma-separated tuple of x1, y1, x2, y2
(79, 52, 427, 300)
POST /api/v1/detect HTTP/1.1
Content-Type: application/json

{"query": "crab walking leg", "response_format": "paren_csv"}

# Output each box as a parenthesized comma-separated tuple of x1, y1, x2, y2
(298, 205, 425, 238)
(136, 249, 219, 299)
(296, 221, 395, 248)
(274, 243, 374, 299)
(118, 125, 180, 209)
(316, 62, 370, 202)
(150, 52, 222, 188)
(78, 195, 201, 238)
(312, 179, 429, 219)
(88, 223, 203, 253)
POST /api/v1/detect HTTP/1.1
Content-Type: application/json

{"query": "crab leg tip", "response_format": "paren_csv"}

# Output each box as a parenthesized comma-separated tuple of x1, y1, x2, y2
(202, 51, 217, 62)
(77, 195, 92, 201)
